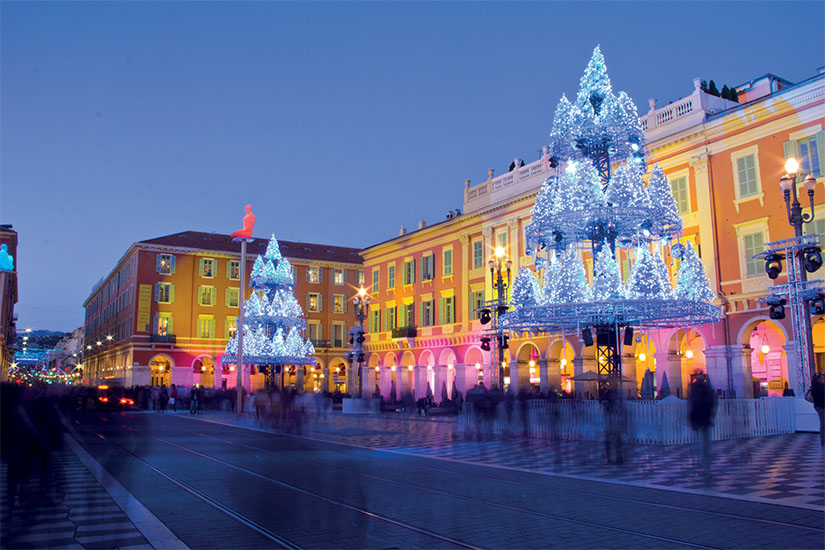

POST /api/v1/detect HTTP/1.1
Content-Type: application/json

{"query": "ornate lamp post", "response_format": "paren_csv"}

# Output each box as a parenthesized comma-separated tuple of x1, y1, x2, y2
(778, 157, 819, 383)
(487, 247, 512, 390)
(350, 286, 370, 397)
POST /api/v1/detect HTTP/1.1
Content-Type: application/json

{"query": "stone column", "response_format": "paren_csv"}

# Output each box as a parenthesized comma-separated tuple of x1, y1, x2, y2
(378, 367, 390, 399)
(507, 218, 520, 267)
(414, 365, 428, 399)
(539, 359, 549, 392)
(482, 227, 494, 302)
(362, 365, 374, 397)
(433, 365, 447, 404)
(296, 365, 304, 393)
(459, 235, 470, 331)
(455, 363, 476, 396)
(546, 359, 562, 392)
(732, 345, 755, 399)
(701, 345, 730, 396)
(689, 153, 719, 289)
(784, 341, 804, 395)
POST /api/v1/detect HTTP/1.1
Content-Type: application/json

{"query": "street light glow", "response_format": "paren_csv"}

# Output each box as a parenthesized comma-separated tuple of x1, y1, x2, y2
(358, 287, 366, 297)
(494, 246, 505, 258)
(784, 157, 799, 174)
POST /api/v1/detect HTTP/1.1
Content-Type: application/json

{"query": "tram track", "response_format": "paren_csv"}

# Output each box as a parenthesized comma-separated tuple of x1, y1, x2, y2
(169, 417, 825, 535)
(93, 415, 756, 550)
(76, 421, 479, 550)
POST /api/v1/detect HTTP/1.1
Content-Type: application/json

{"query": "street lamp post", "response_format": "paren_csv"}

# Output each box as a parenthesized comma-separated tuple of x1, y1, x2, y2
(487, 247, 512, 390)
(778, 157, 819, 383)
(350, 287, 370, 398)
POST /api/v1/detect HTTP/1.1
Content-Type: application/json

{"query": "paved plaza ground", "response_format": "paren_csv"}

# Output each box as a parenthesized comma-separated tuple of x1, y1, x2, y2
(1, 408, 823, 549)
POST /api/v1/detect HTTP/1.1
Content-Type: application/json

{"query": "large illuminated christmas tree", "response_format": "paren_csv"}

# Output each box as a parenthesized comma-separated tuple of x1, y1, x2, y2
(222, 235, 316, 376)
(505, 47, 720, 385)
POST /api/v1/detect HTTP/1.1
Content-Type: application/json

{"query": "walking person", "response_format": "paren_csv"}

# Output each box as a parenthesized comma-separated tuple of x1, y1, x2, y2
(159, 385, 168, 413)
(169, 384, 178, 412)
(688, 374, 717, 476)
(190, 385, 200, 415)
(809, 372, 825, 447)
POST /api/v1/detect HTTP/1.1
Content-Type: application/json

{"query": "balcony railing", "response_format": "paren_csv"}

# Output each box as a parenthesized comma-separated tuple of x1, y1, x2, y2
(311, 339, 330, 349)
(150, 334, 176, 343)
(392, 326, 417, 338)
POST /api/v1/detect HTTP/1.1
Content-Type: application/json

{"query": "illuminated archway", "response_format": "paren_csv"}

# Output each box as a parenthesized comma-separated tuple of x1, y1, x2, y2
(515, 341, 540, 390)
(149, 355, 173, 387)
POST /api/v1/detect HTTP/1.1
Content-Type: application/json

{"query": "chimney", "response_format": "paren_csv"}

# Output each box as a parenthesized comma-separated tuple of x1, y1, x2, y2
(418, 220, 426, 230)
(399, 225, 407, 236)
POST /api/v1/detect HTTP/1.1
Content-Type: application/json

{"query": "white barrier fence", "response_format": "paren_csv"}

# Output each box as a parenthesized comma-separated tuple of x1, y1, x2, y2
(457, 397, 796, 444)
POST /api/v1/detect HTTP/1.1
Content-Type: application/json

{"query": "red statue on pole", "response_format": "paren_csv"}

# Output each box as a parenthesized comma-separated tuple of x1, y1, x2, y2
(231, 204, 255, 239)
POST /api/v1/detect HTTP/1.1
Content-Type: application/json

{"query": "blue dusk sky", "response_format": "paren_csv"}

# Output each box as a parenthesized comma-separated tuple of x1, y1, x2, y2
(2, 1, 824, 332)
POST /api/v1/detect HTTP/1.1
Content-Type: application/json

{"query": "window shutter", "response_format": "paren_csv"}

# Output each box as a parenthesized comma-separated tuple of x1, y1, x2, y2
(169, 284, 175, 303)
(152, 315, 158, 336)
(170, 256, 176, 274)
(318, 267, 323, 282)
(318, 294, 323, 311)
(226, 261, 232, 278)
(343, 298, 347, 313)
(225, 288, 231, 306)
(209, 319, 215, 338)
(198, 258, 204, 277)
(411, 259, 416, 283)
(783, 140, 798, 164)
(306, 268, 310, 282)
(343, 269, 347, 283)
(306, 294, 311, 310)
(439, 298, 444, 325)
(419, 302, 424, 326)
(817, 131, 825, 176)
(168, 316, 174, 335)
(155, 255, 162, 273)
(211, 287, 217, 305)
(154, 283, 160, 302)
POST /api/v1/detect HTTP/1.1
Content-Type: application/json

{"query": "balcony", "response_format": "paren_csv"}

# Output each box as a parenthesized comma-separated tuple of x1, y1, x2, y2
(392, 326, 417, 339)
(310, 339, 330, 349)
(150, 334, 176, 344)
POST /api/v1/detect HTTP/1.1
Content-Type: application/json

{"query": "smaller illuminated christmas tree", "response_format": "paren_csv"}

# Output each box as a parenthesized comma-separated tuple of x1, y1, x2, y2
(675, 243, 715, 302)
(592, 245, 625, 301)
(542, 255, 561, 304)
(556, 247, 592, 303)
(626, 247, 672, 299)
(510, 268, 540, 309)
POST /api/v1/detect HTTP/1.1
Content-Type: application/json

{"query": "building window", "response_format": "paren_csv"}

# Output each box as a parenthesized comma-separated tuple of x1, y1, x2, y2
(384, 306, 396, 331)
(157, 254, 175, 275)
(743, 232, 765, 278)
(387, 265, 396, 289)
(421, 255, 434, 281)
(473, 241, 483, 269)
(369, 310, 381, 333)
(225, 318, 237, 339)
(443, 249, 453, 276)
(794, 134, 823, 178)
(332, 294, 346, 313)
(402, 259, 415, 285)
(227, 260, 240, 280)
(421, 300, 434, 327)
(226, 288, 240, 308)
(372, 269, 380, 293)
(497, 231, 508, 249)
(332, 323, 345, 348)
(199, 258, 216, 278)
(357, 271, 364, 286)
(196, 316, 215, 339)
(307, 293, 322, 312)
(469, 291, 485, 320)
(670, 176, 691, 214)
(399, 303, 415, 327)
(439, 296, 455, 324)
(806, 217, 825, 247)
(198, 286, 216, 306)
(333, 269, 346, 285)
(307, 321, 322, 342)
(735, 154, 759, 198)
(157, 313, 172, 336)
(155, 282, 174, 304)
(306, 266, 322, 283)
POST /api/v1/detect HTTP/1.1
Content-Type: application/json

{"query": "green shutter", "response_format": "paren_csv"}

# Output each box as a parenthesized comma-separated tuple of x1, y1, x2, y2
(783, 140, 798, 165)
(154, 283, 160, 302)
(225, 288, 231, 306)
(342, 297, 347, 313)
(411, 259, 416, 283)
(170, 256, 176, 274)
(319, 267, 323, 282)
(155, 255, 162, 273)
(439, 298, 444, 325)
(198, 258, 204, 277)
(210, 287, 216, 305)
(318, 294, 323, 312)
(169, 284, 175, 303)
(226, 261, 231, 278)
(167, 316, 173, 335)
